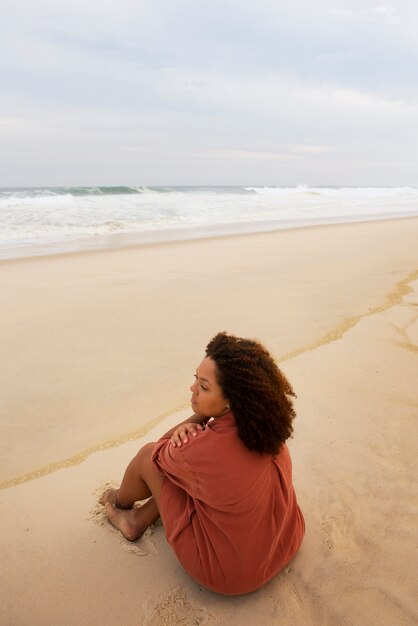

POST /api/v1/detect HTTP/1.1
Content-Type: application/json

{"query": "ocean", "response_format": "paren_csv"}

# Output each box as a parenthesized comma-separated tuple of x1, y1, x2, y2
(1, 185, 417, 260)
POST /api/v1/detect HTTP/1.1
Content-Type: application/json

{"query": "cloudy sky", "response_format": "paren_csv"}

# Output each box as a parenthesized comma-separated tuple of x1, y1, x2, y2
(1, 0, 417, 186)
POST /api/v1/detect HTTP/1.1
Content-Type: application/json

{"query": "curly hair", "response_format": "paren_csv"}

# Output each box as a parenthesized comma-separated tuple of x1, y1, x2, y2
(205, 332, 296, 455)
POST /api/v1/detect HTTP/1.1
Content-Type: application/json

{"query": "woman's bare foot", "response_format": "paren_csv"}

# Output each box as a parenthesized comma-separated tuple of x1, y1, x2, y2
(105, 503, 146, 541)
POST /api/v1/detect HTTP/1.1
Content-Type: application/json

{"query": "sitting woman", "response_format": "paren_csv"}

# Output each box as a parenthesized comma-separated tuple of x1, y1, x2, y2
(100, 332, 305, 595)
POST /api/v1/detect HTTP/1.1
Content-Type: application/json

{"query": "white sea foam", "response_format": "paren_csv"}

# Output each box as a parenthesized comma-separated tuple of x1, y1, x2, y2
(0, 186, 417, 259)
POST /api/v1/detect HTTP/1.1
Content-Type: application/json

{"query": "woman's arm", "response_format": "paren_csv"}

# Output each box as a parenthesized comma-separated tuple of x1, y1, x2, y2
(160, 413, 208, 441)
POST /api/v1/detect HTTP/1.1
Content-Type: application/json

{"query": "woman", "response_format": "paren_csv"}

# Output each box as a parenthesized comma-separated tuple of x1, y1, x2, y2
(100, 332, 304, 595)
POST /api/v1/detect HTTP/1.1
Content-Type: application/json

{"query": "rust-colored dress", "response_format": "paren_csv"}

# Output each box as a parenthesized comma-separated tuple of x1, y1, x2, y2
(152, 412, 304, 595)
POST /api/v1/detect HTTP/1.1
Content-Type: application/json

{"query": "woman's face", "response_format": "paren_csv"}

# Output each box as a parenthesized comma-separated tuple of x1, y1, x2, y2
(190, 357, 229, 418)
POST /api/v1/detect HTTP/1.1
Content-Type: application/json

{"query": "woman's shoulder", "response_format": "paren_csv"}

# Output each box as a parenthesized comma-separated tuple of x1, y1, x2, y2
(273, 443, 293, 479)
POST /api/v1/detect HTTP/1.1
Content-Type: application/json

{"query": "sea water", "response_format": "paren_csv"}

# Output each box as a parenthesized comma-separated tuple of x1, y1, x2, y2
(0, 185, 417, 260)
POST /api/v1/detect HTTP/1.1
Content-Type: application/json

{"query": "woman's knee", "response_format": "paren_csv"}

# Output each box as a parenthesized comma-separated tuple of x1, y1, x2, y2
(131, 442, 155, 470)
(140, 442, 155, 460)
(133, 442, 164, 500)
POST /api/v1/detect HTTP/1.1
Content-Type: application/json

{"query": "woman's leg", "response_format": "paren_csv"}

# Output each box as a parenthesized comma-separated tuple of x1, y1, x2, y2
(100, 442, 165, 541)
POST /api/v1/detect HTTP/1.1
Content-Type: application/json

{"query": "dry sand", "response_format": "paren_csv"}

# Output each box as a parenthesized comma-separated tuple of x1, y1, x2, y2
(0, 218, 417, 625)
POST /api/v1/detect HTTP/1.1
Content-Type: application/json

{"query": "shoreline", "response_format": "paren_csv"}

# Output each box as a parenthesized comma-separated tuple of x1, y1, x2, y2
(2, 211, 418, 262)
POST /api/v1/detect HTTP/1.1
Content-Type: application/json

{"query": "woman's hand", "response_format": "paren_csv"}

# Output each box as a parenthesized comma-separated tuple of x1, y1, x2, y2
(161, 413, 207, 441)
(170, 422, 204, 447)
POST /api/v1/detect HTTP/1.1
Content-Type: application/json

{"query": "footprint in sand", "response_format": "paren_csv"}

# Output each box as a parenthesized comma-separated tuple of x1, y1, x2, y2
(319, 494, 363, 561)
(143, 586, 215, 625)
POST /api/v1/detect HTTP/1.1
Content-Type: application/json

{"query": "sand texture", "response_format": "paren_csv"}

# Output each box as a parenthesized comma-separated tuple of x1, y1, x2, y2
(0, 218, 417, 625)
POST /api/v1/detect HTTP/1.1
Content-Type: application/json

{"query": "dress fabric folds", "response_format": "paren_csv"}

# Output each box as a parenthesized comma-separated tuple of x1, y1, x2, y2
(152, 412, 304, 595)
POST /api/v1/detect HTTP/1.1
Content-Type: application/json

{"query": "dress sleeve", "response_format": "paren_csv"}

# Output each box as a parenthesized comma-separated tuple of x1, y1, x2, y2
(152, 436, 202, 498)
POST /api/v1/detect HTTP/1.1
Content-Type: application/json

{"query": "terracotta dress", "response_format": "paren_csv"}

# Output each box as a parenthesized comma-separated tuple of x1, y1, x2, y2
(152, 412, 304, 595)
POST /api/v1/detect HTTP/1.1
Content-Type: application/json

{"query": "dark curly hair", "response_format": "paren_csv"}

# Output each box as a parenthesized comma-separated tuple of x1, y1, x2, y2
(205, 332, 296, 455)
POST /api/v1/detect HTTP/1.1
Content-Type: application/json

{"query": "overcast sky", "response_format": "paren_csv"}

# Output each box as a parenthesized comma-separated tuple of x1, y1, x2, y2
(1, 0, 417, 186)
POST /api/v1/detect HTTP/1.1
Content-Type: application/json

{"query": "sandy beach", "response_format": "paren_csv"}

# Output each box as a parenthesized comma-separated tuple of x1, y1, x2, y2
(1, 217, 417, 625)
